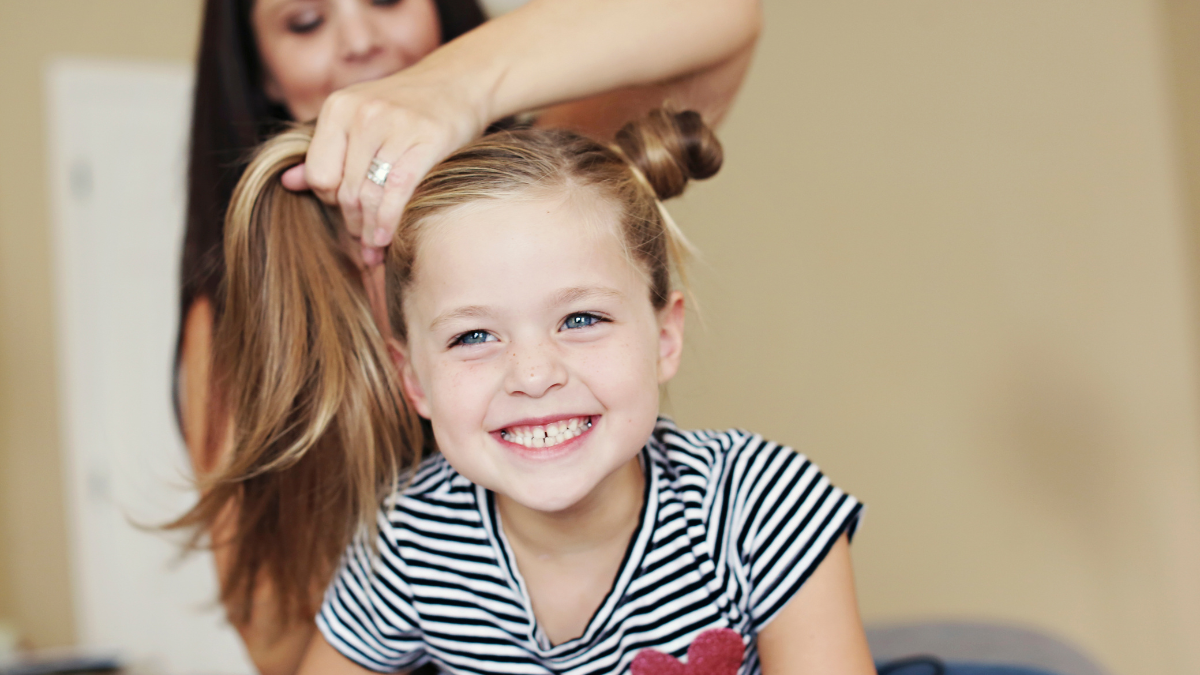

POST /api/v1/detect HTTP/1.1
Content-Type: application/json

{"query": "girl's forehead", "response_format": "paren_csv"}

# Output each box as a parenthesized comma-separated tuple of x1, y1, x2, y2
(414, 190, 629, 268)
(405, 193, 650, 306)
(427, 187, 617, 233)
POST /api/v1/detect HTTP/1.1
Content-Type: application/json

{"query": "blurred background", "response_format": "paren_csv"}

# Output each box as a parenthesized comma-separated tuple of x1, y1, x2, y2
(2, 1, 1199, 674)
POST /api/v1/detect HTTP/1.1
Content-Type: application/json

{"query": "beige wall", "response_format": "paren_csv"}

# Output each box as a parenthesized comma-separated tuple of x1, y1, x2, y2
(1, 0, 1198, 673)
(668, 1, 1200, 674)
(0, 0, 203, 650)
(1164, 1, 1200, 293)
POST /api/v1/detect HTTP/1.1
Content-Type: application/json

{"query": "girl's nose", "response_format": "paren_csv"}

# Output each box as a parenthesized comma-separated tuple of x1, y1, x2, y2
(503, 342, 568, 398)
(336, 2, 382, 61)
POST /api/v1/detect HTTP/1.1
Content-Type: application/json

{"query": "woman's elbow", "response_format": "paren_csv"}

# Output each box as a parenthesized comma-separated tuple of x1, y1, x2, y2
(714, 0, 763, 54)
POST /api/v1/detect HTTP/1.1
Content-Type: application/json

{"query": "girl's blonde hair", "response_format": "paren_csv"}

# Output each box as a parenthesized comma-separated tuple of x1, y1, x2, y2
(175, 109, 722, 627)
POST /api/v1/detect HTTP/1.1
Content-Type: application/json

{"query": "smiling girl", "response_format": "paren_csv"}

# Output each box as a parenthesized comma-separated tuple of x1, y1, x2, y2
(197, 110, 873, 674)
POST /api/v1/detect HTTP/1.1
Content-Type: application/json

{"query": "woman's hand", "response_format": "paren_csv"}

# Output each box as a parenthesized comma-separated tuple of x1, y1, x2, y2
(282, 0, 761, 266)
(282, 61, 489, 264)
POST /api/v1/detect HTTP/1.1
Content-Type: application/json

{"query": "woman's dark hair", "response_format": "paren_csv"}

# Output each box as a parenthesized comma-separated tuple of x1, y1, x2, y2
(175, 0, 486, 424)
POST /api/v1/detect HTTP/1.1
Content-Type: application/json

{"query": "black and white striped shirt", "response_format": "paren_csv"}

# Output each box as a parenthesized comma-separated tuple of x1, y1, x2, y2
(317, 419, 862, 675)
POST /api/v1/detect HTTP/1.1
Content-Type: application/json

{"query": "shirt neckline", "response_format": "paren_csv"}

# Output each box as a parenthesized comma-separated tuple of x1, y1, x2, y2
(478, 445, 660, 656)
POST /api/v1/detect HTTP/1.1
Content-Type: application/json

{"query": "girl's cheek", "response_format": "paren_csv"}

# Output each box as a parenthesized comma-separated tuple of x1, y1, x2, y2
(578, 341, 657, 390)
(442, 355, 504, 395)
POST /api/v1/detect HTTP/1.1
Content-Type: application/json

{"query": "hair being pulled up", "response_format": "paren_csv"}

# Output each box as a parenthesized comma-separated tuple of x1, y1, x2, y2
(173, 108, 722, 627)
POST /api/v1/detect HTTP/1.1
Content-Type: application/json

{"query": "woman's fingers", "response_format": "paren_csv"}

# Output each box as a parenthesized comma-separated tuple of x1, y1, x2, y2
(360, 246, 385, 267)
(303, 73, 488, 264)
(305, 93, 353, 204)
(362, 132, 434, 248)
(338, 116, 388, 240)
(371, 143, 441, 247)
(281, 164, 309, 191)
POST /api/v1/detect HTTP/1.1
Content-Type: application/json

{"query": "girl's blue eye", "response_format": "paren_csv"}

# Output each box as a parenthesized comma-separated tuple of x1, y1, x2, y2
(562, 313, 604, 330)
(454, 330, 495, 346)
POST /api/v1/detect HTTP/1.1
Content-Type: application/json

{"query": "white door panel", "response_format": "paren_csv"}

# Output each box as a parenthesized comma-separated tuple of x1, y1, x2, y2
(46, 58, 253, 675)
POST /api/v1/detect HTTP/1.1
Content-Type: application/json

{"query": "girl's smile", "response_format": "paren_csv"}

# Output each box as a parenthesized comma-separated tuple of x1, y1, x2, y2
(395, 192, 685, 514)
(495, 414, 594, 452)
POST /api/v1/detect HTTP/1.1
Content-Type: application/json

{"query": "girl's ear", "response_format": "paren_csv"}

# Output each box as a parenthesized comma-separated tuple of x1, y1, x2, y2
(656, 291, 686, 384)
(388, 338, 432, 419)
(386, 338, 407, 370)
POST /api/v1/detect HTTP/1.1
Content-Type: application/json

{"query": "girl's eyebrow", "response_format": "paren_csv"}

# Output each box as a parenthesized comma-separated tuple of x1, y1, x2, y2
(550, 286, 624, 306)
(429, 305, 493, 332)
(428, 287, 623, 331)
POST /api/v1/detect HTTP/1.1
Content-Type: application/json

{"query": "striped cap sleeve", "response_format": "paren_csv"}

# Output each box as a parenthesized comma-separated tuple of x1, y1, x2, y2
(316, 516, 428, 673)
(727, 435, 863, 630)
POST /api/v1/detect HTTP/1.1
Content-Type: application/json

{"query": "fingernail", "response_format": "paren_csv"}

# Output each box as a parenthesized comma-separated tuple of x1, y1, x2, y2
(363, 246, 383, 267)
(374, 228, 391, 247)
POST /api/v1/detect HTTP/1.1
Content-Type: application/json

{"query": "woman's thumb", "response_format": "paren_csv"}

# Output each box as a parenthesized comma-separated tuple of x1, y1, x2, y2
(281, 163, 310, 192)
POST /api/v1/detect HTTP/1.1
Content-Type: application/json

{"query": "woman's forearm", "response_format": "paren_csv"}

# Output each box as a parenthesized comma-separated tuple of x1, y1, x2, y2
(534, 39, 756, 137)
(301, 0, 760, 250)
(416, 0, 762, 126)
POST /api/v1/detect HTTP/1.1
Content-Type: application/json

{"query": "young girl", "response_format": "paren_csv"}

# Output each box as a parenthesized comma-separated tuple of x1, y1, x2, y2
(206, 110, 874, 675)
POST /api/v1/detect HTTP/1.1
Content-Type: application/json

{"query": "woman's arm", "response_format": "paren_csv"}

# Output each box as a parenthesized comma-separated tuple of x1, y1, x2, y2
(458, 0, 760, 134)
(756, 534, 877, 675)
(180, 297, 218, 474)
(293, 0, 761, 258)
(180, 298, 317, 675)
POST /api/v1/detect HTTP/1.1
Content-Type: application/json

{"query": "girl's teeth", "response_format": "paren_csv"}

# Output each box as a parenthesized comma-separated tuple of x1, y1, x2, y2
(501, 417, 592, 449)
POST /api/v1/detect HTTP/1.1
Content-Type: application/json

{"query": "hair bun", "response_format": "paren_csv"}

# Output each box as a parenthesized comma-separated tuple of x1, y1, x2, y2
(614, 109, 723, 200)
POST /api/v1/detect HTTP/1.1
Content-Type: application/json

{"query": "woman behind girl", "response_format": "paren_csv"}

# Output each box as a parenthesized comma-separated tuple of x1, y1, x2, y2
(195, 110, 874, 674)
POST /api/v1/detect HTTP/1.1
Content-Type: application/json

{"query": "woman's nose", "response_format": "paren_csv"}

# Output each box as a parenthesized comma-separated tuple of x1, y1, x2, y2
(503, 341, 568, 398)
(336, 1, 382, 61)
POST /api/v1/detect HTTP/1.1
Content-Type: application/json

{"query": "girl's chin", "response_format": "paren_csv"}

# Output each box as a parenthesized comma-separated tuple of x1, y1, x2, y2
(493, 463, 619, 513)
(496, 484, 593, 514)
(492, 459, 641, 516)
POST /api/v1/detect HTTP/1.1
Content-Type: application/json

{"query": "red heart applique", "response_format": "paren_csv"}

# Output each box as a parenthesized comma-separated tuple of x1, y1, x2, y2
(630, 628, 744, 675)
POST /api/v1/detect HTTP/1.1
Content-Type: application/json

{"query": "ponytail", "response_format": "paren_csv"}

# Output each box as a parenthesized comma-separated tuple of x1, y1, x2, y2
(171, 126, 422, 625)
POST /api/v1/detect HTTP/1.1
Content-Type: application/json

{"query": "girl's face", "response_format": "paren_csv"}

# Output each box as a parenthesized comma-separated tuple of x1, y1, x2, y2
(396, 192, 686, 514)
(252, 0, 441, 121)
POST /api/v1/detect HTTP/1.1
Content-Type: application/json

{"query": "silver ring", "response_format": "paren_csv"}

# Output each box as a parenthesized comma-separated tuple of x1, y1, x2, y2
(366, 158, 391, 187)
